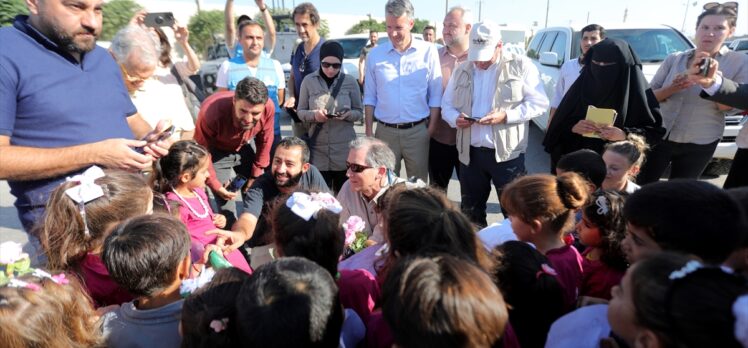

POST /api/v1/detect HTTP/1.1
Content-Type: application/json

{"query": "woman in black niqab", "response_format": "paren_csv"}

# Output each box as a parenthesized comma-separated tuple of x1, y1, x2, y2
(543, 38, 665, 172)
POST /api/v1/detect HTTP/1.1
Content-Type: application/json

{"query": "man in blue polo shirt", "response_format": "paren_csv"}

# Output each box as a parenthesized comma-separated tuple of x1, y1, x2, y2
(0, 0, 167, 232)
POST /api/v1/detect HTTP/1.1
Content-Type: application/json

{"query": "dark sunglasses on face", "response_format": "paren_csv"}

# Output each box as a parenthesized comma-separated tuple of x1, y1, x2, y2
(346, 161, 373, 173)
(321, 62, 342, 69)
(703, 1, 738, 10)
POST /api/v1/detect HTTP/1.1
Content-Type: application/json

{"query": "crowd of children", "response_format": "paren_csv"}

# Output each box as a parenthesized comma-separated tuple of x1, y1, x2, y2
(1, 137, 747, 348)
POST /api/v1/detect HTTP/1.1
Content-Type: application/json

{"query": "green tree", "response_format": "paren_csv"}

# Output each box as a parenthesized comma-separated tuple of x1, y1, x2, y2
(346, 19, 386, 35)
(0, 0, 27, 27)
(411, 18, 431, 34)
(188, 10, 225, 57)
(100, 0, 142, 41)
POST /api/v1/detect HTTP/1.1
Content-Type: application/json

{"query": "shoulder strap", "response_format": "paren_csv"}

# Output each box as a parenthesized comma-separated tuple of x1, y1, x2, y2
(324, 73, 346, 112)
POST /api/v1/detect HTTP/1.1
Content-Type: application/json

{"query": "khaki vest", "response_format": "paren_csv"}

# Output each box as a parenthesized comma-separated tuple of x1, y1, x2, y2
(451, 53, 530, 165)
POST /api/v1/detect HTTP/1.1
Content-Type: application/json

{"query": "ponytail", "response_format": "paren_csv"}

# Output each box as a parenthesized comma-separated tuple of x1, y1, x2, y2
(149, 140, 209, 194)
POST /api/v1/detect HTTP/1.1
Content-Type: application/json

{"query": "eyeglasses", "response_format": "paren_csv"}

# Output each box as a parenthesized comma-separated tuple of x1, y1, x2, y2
(298, 57, 310, 73)
(119, 63, 149, 85)
(321, 62, 342, 69)
(346, 161, 373, 173)
(703, 1, 738, 11)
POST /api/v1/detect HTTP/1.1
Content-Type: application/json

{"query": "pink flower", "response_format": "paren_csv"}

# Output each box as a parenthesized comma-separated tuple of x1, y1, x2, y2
(343, 216, 366, 246)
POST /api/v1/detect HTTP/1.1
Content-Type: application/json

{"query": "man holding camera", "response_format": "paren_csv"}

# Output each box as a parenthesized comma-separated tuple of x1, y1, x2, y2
(0, 0, 169, 232)
(194, 77, 275, 226)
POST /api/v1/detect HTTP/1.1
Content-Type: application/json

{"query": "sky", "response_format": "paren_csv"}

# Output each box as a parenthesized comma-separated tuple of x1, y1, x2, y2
(183, 0, 748, 37)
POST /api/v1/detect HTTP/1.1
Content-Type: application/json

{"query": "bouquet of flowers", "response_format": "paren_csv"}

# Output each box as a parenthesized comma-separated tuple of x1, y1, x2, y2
(343, 216, 368, 258)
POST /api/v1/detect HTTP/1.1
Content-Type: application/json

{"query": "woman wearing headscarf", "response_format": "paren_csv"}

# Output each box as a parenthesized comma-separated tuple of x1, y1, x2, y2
(638, 4, 747, 184)
(543, 38, 665, 172)
(298, 40, 363, 193)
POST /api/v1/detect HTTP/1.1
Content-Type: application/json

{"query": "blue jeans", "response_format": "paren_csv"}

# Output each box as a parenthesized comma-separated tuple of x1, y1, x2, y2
(459, 149, 526, 227)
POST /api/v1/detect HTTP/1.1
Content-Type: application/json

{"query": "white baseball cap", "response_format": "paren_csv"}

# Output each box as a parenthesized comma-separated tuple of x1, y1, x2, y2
(468, 21, 501, 61)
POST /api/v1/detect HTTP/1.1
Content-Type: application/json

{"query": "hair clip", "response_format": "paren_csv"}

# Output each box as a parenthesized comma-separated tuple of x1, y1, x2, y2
(7, 279, 41, 291)
(536, 263, 558, 279)
(733, 295, 748, 347)
(286, 192, 343, 221)
(668, 260, 703, 280)
(210, 318, 229, 333)
(31, 269, 69, 285)
(595, 195, 609, 215)
(65, 166, 106, 237)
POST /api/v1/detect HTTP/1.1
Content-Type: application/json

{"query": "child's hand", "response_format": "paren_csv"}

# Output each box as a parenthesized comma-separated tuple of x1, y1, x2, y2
(213, 214, 227, 229)
(205, 229, 247, 254)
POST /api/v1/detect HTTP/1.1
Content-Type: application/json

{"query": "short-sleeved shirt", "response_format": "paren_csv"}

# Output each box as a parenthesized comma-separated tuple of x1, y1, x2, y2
(551, 58, 582, 108)
(291, 39, 325, 102)
(242, 165, 329, 246)
(0, 16, 136, 210)
(363, 39, 443, 123)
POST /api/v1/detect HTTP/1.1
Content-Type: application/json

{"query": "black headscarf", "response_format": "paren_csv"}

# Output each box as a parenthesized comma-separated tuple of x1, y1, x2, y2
(543, 38, 665, 157)
(318, 40, 344, 87)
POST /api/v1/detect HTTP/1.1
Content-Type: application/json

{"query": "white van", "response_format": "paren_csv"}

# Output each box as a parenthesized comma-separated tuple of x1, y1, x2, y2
(527, 23, 741, 161)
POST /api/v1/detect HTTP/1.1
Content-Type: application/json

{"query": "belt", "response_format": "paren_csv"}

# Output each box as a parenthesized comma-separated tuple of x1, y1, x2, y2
(378, 118, 427, 129)
(470, 146, 496, 152)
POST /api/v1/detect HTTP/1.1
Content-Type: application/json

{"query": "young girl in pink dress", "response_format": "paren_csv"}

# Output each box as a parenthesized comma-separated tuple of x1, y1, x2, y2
(152, 140, 251, 274)
(575, 190, 628, 300)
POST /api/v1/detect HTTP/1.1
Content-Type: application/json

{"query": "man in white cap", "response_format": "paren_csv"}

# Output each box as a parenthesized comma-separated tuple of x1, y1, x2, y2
(441, 20, 549, 226)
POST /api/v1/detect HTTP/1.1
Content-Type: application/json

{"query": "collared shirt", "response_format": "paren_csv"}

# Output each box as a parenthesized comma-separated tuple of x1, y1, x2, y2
(363, 39, 442, 123)
(336, 174, 405, 243)
(0, 15, 136, 209)
(551, 58, 582, 108)
(650, 47, 748, 144)
(441, 58, 548, 148)
(433, 46, 468, 145)
(132, 67, 195, 140)
(193, 92, 275, 189)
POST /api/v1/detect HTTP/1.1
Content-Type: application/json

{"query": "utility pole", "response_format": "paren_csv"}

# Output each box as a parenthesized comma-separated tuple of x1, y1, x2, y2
(544, 0, 550, 28)
(681, 1, 697, 32)
(195, 0, 202, 12)
(623, 8, 628, 22)
(478, 0, 483, 21)
(445, 0, 449, 15)
(586, 11, 589, 24)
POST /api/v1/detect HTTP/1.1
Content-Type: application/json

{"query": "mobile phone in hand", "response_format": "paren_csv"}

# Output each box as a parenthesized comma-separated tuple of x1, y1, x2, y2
(699, 57, 712, 77)
(227, 175, 248, 192)
(462, 115, 479, 122)
(134, 125, 175, 154)
(144, 12, 175, 28)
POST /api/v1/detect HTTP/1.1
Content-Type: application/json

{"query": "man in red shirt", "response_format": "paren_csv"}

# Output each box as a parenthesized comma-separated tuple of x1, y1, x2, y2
(194, 76, 274, 225)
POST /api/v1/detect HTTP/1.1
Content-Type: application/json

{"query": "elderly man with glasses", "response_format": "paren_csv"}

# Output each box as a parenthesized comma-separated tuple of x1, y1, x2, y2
(337, 137, 407, 245)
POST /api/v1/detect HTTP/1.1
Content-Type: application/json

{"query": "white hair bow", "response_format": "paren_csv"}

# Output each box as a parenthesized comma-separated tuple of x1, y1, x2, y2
(286, 192, 343, 221)
(64, 166, 106, 204)
(595, 195, 609, 215)
(64, 166, 106, 237)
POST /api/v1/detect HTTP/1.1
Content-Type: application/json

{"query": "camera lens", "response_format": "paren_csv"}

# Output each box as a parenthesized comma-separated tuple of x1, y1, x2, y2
(155, 16, 164, 24)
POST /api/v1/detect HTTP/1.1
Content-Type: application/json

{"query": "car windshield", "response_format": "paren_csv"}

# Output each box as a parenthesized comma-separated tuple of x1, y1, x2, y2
(571, 28, 692, 63)
(336, 38, 369, 59)
(734, 40, 748, 50)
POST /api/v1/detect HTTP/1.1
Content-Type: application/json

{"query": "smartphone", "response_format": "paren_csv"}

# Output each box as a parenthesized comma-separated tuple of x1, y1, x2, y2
(144, 12, 175, 28)
(134, 125, 175, 154)
(462, 115, 479, 122)
(227, 175, 248, 192)
(699, 57, 712, 77)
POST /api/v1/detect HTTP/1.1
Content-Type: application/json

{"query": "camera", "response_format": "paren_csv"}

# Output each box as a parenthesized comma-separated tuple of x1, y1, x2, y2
(144, 12, 175, 28)
(699, 57, 712, 77)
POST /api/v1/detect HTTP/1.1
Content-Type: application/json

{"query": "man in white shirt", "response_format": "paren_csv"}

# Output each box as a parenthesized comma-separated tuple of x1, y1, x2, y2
(549, 24, 604, 123)
(442, 21, 549, 226)
(364, 0, 442, 181)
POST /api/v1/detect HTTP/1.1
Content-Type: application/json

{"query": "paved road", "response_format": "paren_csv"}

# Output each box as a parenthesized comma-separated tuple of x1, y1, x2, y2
(0, 118, 726, 257)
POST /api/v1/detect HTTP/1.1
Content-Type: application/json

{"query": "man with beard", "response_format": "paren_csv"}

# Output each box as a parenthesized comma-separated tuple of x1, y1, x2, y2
(228, 136, 328, 267)
(194, 76, 275, 226)
(0, 0, 168, 232)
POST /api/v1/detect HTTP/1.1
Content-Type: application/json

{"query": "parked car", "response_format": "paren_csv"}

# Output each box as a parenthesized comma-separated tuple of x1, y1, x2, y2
(729, 38, 748, 53)
(526, 23, 740, 162)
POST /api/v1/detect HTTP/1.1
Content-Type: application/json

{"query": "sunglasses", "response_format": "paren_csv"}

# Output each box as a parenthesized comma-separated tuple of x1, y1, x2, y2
(298, 57, 311, 73)
(346, 161, 373, 173)
(703, 1, 738, 10)
(321, 62, 342, 69)
(119, 63, 148, 85)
